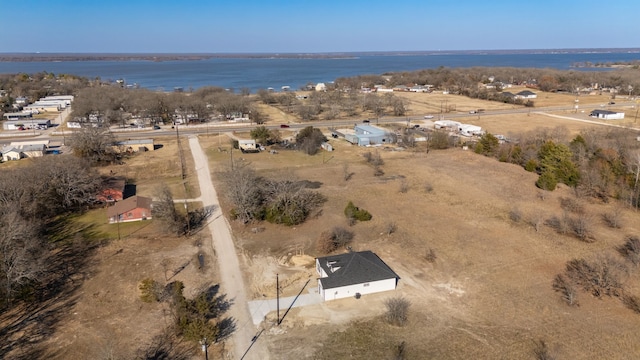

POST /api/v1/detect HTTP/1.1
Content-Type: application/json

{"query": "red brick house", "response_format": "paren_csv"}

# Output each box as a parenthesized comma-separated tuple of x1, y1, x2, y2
(107, 196, 152, 223)
(97, 177, 126, 203)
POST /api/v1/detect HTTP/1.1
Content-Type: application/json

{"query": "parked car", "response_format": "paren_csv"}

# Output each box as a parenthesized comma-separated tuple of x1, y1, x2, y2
(469, 110, 477, 114)
(609, 101, 616, 105)
(424, 115, 434, 119)
(153, 125, 161, 130)
(280, 124, 290, 128)
(362, 119, 371, 123)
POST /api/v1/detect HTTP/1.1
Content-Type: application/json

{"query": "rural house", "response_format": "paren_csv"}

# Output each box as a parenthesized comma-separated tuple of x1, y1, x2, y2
(515, 90, 537, 99)
(107, 195, 152, 223)
(316, 250, 400, 301)
(1, 147, 22, 161)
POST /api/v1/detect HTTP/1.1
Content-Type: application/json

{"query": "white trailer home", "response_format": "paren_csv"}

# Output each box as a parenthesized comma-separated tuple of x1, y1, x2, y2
(590, 109, 625, 120)
(238, 139, 257, 151)
(433, 120, 461, 130)
(458, 124, 483, 137)
(316, 251, 400, 301)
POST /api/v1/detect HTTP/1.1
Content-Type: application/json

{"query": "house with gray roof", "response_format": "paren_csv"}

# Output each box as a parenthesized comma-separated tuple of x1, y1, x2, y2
(315, 250, 400, 301)
(515, 90, 537, 99)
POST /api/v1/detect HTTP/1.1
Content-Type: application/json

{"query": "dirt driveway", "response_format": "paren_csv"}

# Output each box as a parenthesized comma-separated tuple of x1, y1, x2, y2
(188, 135, 269, 360)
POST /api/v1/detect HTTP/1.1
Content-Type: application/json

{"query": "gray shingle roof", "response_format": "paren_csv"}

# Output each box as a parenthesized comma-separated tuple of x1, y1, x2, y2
(317, 251, 399, 289)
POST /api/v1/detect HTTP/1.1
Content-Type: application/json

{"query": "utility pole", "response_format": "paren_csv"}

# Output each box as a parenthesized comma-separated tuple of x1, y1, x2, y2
(276, 273, 280, 325)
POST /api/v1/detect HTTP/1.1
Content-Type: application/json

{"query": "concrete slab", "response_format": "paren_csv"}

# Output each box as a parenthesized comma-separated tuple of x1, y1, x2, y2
(248, 287, 323, 325)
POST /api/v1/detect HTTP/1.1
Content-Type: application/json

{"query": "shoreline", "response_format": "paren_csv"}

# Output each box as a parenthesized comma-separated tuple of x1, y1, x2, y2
(2, 48, 640, 62)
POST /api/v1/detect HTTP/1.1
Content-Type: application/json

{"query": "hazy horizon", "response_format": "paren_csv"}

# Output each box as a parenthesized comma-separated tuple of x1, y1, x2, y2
(3, 1, 639, 53)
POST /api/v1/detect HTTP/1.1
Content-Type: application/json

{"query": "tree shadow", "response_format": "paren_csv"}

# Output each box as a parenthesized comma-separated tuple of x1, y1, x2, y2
(186, 205, 217, 235)
(0, 223, 101, 359)
(136, 330, 194, 360)
(296, 180, 323, 189)
(201, 284, 236, 343)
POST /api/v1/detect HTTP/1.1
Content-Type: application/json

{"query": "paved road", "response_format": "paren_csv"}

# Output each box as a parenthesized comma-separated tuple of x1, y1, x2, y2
(188, 136, 269, 360)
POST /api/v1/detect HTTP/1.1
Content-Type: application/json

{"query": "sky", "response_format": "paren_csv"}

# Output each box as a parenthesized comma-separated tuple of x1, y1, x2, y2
(2, 0, 639, 53)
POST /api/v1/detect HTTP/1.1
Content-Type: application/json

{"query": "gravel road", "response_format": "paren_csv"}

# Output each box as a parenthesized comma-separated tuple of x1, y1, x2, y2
(188, 136, 269, 360)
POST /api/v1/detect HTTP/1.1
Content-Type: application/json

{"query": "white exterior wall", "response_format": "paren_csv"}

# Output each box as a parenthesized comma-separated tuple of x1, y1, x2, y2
(238, 140, 257, 150)
(319, 278, 396, 301)
(602, 113, 625, 120)
(2, 150, 22, 161)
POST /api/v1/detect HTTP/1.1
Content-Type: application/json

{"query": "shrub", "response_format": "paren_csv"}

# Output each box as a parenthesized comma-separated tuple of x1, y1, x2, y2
(139, 278, 162, 303)
(424, 248, 437, 263)
(524, 159, 538, 172)
(385, 222, 397, 235)
(559, 197, 584, 214)
(424, 182, 434, 193)
(564, 257, 623, 298)
(622, 294, 640, 314)
(552, 274, 578, 306)
(602, 207, 624, 229)
(618, 236, 640, 266)
(344, 201, 372, 222)
(532, 339, 556, 360)
(317, 226, 354, 253)
(509, 207, 522, 223)
(399, 178, 408, 193)
(384, 296, 410, 326)
(536, 170, 557, 190)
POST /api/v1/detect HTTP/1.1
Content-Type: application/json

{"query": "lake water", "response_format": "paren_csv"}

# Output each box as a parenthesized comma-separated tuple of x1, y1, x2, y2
(1, 51, 639, 92)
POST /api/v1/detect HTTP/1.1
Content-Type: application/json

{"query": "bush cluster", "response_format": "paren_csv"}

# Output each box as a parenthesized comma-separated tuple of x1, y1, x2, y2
(344, 201, 372, 223)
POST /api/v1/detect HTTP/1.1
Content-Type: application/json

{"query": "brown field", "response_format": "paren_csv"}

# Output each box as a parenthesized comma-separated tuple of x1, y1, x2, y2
(5, 93, 640, 359)
(204, 139, 640, 359)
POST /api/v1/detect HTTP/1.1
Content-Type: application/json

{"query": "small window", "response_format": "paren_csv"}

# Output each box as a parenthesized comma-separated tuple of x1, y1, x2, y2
(128, 212, 133, 218)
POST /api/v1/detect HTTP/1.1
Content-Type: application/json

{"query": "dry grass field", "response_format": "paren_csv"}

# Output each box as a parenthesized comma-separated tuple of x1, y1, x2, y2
(203, 137, 640, 359)
(4, 92, 640, 359)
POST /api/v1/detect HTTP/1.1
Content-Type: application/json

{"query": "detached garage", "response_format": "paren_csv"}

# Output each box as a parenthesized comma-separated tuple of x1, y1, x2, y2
(316, 250, 400, 301)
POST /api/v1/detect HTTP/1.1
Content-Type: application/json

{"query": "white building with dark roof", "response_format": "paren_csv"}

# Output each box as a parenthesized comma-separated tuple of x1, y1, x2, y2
(315, 250, 400, 301)
(590, 109, 625, 120)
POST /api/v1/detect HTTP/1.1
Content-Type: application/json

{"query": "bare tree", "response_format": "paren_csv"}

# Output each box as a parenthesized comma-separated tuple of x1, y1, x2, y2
(153, 184, 185, 235)
(0, 211, 44, 307)
(68, 127, 118, 163)
(552, 274, 579, 306)
(223, 165, 264, 223)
